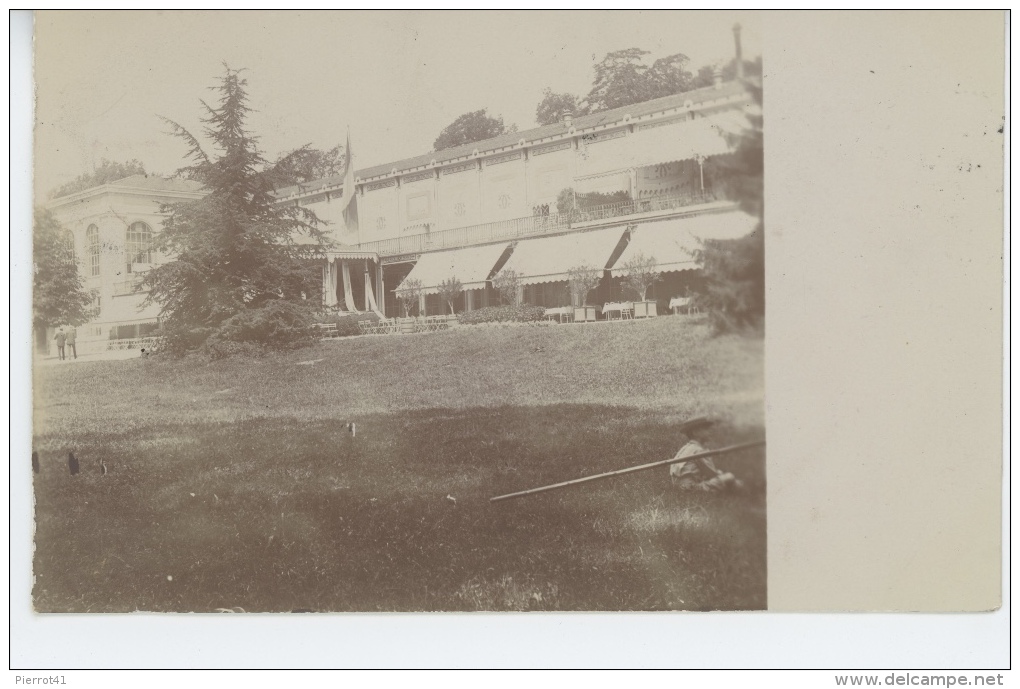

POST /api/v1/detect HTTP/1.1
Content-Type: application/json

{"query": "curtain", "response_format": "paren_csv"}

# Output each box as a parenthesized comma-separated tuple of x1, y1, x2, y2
(341, 261, 357, 312)
(365, 267, 386, 319)
(323, 259, 338, 307)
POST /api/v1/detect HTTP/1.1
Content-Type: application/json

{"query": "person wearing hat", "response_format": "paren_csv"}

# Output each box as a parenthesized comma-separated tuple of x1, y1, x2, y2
(669, 416, 743, 491)
(53, 327, 66, 361)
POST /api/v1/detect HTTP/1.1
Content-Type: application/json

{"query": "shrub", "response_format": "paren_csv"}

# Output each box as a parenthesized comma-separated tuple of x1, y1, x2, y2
(334, 311, 380, 337)
(459, 305, 546, 325)
(213, 300, 316, 349)
(202, 338, 265, 360)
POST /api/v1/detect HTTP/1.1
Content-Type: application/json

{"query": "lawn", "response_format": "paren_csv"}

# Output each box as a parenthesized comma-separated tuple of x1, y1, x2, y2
(32, 316, 765, 612)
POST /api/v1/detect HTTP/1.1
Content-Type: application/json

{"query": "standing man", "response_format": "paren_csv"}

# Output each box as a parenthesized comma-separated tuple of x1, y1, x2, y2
(53, 327, 66, 361)
(65, 325, 77, 359)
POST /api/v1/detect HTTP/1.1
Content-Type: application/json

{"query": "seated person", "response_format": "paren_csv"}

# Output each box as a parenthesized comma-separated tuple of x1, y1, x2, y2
(669, 416, 743, 492)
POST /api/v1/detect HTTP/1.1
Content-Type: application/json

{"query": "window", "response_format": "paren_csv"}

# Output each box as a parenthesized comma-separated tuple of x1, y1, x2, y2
(125, 222, 153, 265)
(62, 230, 75, 263)
(86, 225, 100, 277)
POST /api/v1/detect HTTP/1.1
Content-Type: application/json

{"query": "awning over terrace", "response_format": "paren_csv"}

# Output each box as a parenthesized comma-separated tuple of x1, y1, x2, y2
(397, 242, 511, 295)
(496, 226, 628, 286)
(626, 116, 735, 170)
(610, 211, 758, 276)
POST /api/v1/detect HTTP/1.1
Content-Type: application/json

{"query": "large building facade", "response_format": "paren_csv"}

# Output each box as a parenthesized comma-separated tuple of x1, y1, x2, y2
(47, 76, 759, 349)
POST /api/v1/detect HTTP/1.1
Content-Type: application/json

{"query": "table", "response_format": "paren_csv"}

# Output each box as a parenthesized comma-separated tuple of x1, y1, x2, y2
(544, 306, 574, 324)
(602, 302, 634, 320)
(670, 297, 698, 315)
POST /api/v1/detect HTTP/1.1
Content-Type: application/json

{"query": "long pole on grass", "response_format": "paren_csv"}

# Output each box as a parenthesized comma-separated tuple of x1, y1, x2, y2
(489, 440, 765, 503)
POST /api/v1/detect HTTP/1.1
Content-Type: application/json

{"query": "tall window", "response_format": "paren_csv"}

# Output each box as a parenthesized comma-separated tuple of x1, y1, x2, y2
(86, 225, 100, 277)
(62, 229, 75, 263)
(125, 222, 153, 265)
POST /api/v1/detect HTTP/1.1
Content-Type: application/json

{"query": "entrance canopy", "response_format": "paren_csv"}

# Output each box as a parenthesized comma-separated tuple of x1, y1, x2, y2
(496, 226, 628, 286)
(397, 242, 511, 295)
(610, 211, 758, 276)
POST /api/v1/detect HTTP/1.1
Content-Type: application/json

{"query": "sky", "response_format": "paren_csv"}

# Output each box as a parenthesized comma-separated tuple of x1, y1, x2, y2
(33, 10, 761, 198)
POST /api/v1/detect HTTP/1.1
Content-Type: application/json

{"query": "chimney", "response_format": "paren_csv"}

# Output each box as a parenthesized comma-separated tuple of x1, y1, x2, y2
(562, 111, 573, 129)
(733, 23, 745, 80)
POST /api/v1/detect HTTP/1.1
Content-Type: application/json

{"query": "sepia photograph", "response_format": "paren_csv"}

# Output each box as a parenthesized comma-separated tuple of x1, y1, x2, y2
(30, 10, 766, 614)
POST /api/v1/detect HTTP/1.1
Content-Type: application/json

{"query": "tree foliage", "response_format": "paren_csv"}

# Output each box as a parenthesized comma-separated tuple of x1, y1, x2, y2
(275, 144, 345, 185)
(51, 159, 147, 199)
(535, 88, 587, 126)
(33, 207, 95, 331)
(433, 109, 517, 151)
(396, 278, 423, 317)
(694, 83, 764, 333)
(620, 251, 661, 301)
(437, 276, 463, 315)
(584, 48, 696, 113)
(567, 264, 601, 307)
(141, 66, 331, 354)
(492, 269, 522, 307)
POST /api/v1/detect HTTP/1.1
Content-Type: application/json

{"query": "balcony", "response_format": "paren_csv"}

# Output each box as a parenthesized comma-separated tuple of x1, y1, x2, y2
(112, 276, 148, 297)
(358, 190, 732, 261)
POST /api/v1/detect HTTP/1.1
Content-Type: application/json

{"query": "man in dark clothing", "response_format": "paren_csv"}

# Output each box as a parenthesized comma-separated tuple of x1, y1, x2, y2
(53, 328, 66, 361)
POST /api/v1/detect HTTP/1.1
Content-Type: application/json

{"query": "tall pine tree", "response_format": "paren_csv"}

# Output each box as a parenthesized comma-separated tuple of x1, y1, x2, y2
(142, 66, 331, 353)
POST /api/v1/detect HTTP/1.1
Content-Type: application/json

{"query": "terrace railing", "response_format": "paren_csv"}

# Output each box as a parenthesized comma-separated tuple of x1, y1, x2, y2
(358, 190, 721, 258)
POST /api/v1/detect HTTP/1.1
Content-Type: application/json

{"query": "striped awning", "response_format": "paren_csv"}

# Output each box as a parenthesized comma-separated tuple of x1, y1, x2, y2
(610, 211, 758, 276)
(495, 226, 628, 286)
(396, 242, 511, 295)
(627, 116, 735, 170)
(326, 249, 379, 262)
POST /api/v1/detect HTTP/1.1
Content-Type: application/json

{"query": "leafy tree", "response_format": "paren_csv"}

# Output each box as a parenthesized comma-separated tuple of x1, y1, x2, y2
(492, 269, 522, 307)
(567, 264, 601, 307)
(33, 207, 94, 338)
(693, 82, 764, 332)
(141, 66, 331, 354)
(535, 88, 588, 126)
(396, 278, 423, 317)
(275, 144, 345, 185)
(646, 53, 695, 98)
(437, 276, 463, 315)
(620, 251, 661, 301)
(51, 158, 147, 199)
(433, 109, 517, 151)
(585, 48, 654, 113)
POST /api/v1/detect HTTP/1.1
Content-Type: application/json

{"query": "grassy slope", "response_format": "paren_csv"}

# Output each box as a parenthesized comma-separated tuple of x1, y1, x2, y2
(32, 317, 765, 612)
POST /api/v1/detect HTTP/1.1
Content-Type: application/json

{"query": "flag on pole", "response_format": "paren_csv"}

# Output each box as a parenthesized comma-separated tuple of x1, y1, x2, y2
(340, 129, 358, 231)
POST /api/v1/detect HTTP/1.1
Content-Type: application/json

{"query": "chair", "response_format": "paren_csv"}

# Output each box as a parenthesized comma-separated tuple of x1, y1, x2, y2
(621, 302, 634, 319)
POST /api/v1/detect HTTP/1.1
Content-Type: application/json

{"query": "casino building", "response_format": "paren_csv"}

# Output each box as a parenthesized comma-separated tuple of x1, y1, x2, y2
(46, 61, 759, 352)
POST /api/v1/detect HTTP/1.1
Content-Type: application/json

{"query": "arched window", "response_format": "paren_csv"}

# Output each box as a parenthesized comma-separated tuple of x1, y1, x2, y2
(86, 225, 100, 277)
(125, 222, 153, 265)
(62, 229, 75, 263)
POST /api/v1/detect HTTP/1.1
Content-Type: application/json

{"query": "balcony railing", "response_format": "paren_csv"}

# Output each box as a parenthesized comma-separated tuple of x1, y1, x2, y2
(112, 276, 148, 297)
(357, 190, 722, 258)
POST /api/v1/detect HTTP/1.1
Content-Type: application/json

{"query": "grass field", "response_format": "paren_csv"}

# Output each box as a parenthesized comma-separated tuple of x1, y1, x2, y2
(32, 316, 765, 612)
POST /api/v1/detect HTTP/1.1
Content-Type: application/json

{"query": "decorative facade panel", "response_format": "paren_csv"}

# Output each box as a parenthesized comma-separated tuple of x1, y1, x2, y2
(531, 141, 572, 156)
(442, 162, 476, 176)
(366, 179, 397, 192)
(485, 152, 521, 167)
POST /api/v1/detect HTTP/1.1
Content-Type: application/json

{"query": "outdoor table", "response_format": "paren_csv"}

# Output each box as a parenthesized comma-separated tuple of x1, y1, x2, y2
(602, 302, 634, 320)
(670, 297, 696, 315)
(545, 306, 574, 323)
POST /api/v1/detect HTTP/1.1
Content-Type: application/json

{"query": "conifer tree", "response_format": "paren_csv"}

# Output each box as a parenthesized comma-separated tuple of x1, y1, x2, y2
(142, 66, 331, 352)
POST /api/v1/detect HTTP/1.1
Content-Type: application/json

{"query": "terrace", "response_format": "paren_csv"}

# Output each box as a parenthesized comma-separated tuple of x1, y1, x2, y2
(357, 190, 735, 263)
